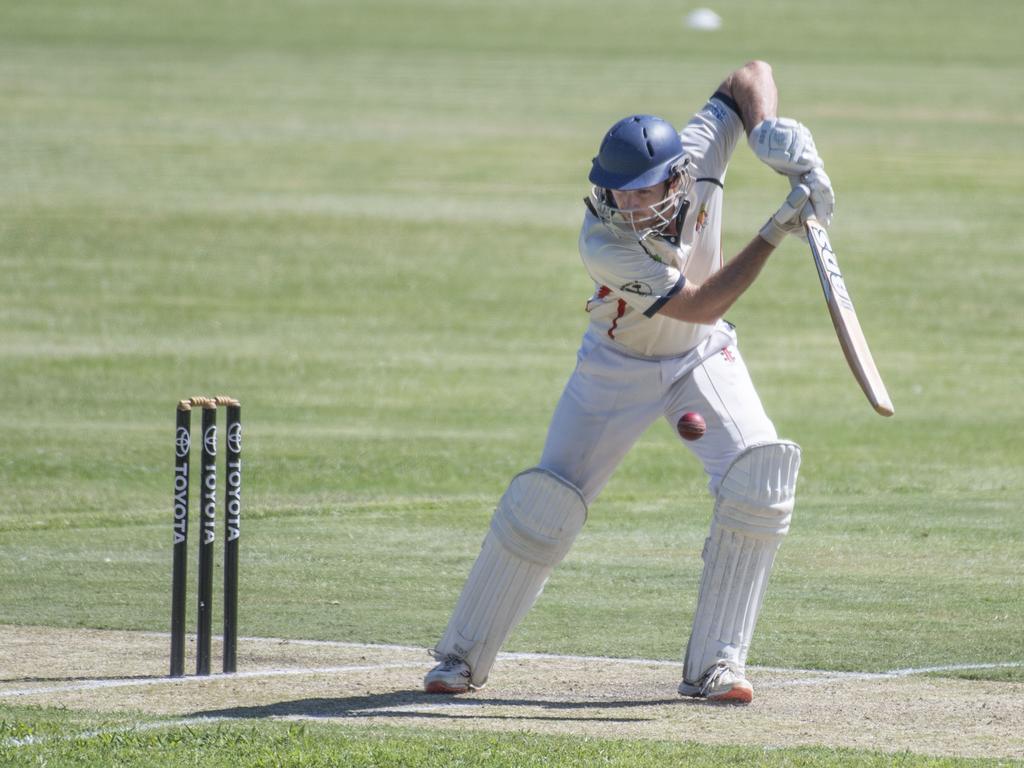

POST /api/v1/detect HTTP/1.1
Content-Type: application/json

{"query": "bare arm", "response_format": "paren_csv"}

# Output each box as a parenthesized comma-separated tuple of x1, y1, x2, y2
(656, 236, 776, 324)
(653, 63, 804, 324)
(718, 60, 778, 134)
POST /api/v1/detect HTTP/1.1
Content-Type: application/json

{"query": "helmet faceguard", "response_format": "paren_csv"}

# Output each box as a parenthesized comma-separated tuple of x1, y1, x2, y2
(588, 157, 694, 243)
(588, 114, 694, 243)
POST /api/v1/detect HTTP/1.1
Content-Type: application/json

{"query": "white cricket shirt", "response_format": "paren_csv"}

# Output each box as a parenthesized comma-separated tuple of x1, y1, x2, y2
(579, 94, 745, 358)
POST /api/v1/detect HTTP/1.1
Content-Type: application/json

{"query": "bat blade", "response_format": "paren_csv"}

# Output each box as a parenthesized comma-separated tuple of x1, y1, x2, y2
(804, 219, 894, 417)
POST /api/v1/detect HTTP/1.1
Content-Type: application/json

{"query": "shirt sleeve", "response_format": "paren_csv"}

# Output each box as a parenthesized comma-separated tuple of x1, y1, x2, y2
(583, 240, 686, 318)
(679, 92, 745, 183)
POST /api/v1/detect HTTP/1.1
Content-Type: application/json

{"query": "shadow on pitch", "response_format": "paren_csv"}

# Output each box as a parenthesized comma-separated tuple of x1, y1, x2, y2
(191, 690, 682, 723)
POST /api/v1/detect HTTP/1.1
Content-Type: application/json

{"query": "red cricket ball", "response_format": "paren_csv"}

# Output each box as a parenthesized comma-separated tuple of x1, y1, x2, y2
(677, 411, 706, 441)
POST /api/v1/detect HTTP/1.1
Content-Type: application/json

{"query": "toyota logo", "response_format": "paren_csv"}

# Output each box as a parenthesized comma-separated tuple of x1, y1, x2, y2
(175, 427, 191, 458)
(204, 425, 218, 456)
(227, 422, 242, 454)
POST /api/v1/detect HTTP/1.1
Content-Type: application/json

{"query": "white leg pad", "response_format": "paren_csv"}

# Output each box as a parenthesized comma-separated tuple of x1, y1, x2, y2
(683, 441, 801, 682)
(435, 468, 587, 687)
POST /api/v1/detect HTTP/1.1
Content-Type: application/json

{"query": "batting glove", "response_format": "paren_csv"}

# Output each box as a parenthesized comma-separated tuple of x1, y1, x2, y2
(791, 167, 835, 228)
(759, 185, 812, 247)
(749, 117, 823, 176)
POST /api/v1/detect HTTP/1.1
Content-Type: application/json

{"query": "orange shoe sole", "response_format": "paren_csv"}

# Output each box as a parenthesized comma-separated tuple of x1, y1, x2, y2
(424, 680, 470, 694)
(707, 684, 753, 704)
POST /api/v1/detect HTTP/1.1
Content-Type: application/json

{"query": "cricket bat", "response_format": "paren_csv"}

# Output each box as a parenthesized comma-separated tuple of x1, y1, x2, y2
(804, 218, 894, 417)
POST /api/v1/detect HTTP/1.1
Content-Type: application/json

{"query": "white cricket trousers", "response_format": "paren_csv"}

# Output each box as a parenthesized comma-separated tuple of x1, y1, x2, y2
(539, 322, 777, 504)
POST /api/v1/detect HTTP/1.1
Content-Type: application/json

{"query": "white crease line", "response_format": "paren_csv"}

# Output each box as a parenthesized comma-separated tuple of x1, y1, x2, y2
(0, 663, 425, 699)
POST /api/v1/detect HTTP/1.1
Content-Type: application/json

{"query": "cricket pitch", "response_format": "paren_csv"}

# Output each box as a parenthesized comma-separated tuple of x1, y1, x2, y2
(1, 625, 1020, 760)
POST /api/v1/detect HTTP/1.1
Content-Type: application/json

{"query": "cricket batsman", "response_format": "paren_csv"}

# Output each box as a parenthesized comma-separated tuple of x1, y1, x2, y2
(424, 61, 835, 702)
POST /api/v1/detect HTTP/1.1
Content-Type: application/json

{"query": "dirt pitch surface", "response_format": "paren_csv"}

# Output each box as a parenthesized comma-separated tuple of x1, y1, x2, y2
(1, 625, 1021, 760)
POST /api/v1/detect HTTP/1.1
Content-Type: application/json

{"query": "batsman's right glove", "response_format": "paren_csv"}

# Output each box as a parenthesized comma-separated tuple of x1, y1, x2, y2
(793, 167, 834, 228)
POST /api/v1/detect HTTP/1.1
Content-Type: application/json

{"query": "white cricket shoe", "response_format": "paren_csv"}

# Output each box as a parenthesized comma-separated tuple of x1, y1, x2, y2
(678, 660, 753, 703)
(424, 654, 475, 694)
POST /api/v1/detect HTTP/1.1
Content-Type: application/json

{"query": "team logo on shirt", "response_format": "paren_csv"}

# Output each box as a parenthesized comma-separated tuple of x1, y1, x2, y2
(695, 204, 709, 234)
(621, 281, 653, 296)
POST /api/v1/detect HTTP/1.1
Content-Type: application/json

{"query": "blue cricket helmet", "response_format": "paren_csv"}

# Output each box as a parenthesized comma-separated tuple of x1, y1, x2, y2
(589, 115, 685, 190)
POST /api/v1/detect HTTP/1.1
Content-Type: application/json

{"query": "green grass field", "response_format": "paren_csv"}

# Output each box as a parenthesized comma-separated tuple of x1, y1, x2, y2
(1, 0, 1022, 764)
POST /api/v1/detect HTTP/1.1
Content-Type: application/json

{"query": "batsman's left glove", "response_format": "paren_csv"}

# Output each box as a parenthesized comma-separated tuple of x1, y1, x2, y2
(749, 117, 822, 175)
